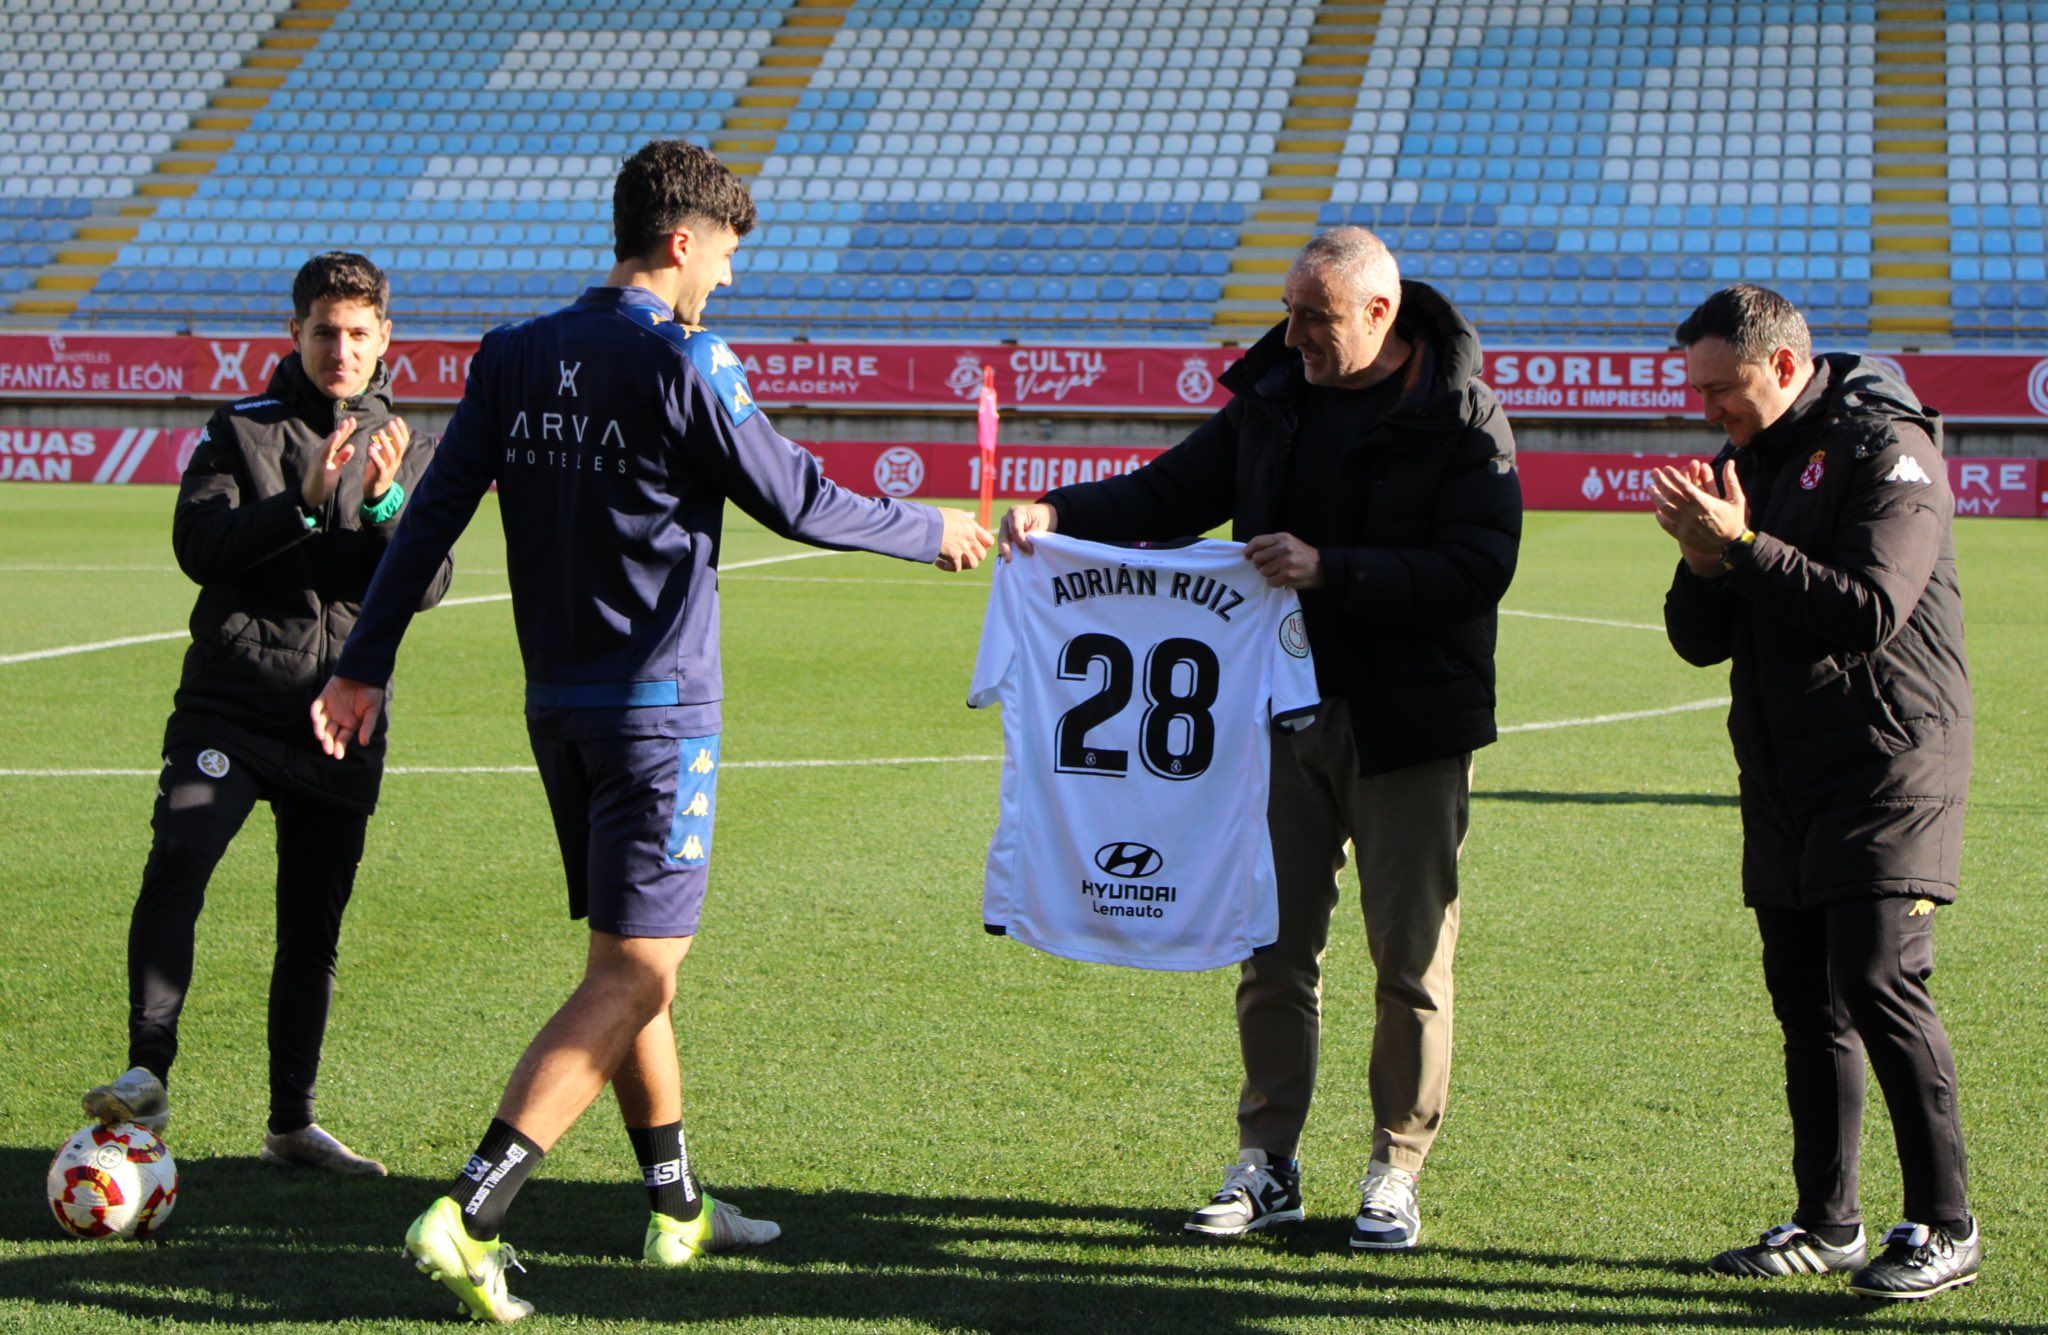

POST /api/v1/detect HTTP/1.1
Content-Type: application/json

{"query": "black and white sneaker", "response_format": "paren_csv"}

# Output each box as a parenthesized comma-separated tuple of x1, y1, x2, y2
(1848, 1220, 1982, 1300)
(1183, 1149, 1303, 1236)
(1708, 1222, 1867, 1277)
(1348, 1161, 1420, 1250)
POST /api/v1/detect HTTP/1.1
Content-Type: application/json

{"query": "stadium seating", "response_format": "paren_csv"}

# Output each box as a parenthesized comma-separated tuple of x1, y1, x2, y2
(0, 0, 283, 199)
(9, 0, 2039, 346)
(1945, 3, 2048, 345)
(0, 0, 289, 313)
(1326, 0, 1880, 339)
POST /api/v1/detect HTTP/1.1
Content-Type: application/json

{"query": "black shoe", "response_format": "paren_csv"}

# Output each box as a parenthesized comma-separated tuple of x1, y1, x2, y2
(1709, 1222, 1867, 1277)
(1848, 1220, 1982, 1300)
(1183, 1150, 1304, 1236)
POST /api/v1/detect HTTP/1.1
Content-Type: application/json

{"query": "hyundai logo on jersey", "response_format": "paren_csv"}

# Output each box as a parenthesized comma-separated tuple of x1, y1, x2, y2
(1094, 841, 1164, 879)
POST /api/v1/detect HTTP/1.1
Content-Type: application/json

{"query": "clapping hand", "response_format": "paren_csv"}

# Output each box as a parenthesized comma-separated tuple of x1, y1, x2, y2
(364, 418, 411, 503)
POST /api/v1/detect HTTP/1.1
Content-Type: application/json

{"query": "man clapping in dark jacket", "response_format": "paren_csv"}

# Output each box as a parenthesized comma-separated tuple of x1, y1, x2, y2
(83, 252, 450, 1174)
(1654, 284, 1978, 1301)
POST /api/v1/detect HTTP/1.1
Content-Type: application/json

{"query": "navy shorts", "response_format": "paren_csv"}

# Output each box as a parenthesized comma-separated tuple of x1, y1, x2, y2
(527, 730, 720, 938)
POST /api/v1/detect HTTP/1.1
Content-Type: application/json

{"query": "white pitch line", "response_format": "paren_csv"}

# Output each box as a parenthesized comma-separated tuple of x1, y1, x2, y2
(0, 564, 185, 573)
(0, 550, 847, 664)
(0, 755, 1005, 779)
(0, 630, 192, 665)
(1502, 608, 1665, 632)
(1499, 696, 1727, 734)
(724, 574, 982, 588)
(0, 702, 1734, 780)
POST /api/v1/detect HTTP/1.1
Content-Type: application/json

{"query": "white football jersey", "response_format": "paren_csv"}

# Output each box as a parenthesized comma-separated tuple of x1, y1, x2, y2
(969, 533, 1319, 970)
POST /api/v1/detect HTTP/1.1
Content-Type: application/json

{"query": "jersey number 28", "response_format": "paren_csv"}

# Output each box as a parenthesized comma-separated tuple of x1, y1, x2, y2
(1054, 633, 1219, 781)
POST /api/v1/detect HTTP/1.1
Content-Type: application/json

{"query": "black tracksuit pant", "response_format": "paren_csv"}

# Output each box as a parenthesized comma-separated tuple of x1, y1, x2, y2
(1755, 896, 1970, 1232)
(128, 742, 368, 1134)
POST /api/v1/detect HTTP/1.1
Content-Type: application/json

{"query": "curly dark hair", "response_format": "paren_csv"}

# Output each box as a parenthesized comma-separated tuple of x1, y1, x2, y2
(1675, 283, 1811, 365)
(612, 139, 757, 262)
(291, 252, 389, 320)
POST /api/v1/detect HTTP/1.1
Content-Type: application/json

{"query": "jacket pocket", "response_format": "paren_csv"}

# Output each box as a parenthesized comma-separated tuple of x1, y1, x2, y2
(1846, 655, 1914, 756)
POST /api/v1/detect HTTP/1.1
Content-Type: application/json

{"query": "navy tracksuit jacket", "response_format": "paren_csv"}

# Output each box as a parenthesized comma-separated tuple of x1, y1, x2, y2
(334, 285, 939, 738)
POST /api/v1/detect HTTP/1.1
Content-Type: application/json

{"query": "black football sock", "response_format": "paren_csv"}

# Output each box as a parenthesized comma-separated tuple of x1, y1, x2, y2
(449, 1118, 544, 1241)
(1932, 1216, 1973, 1240)
(1806, 1222, 1863, 1249)
(627, 1121, 703, 1221)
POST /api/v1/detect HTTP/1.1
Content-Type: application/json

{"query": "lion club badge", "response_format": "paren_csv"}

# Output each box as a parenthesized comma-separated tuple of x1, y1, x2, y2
(196, 749, 230, 778)
(1799, 449, 1826, 490)
(1175, 357, 1216, 405)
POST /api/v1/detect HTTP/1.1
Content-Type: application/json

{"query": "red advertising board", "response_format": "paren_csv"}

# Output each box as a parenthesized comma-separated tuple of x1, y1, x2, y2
(0, 333, 1238, 413)
(7, 332, 2048, 423)
(0, 425, 200, 484)
(6, 425, 2043, 517)
(797, 441, 2047, 518)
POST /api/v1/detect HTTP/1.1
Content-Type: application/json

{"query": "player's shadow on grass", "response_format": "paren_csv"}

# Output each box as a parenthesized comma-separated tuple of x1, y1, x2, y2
(1478, 788, 1741, 807)
(0, 1151, 2031, 1332)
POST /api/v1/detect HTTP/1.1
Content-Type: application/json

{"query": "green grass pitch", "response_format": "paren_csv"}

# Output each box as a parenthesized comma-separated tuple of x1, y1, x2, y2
(0, 483, 2042, 1333)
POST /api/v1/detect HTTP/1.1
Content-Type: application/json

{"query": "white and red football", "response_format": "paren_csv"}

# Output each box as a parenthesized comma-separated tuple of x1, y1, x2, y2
(47, 1122, 179, 1241)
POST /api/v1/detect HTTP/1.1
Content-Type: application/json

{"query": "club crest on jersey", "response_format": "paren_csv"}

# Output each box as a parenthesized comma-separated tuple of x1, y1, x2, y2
(1799, 449, 1826, 490)
(196, 749, 230, 779)
(1885, 454, 1932, 486)
(1279, 610, 1310, 659)
(680, 331, 759, 426)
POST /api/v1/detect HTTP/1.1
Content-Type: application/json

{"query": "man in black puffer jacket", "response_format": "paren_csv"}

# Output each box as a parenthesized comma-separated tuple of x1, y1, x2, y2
(1654, 284, 1977, 1301)
(1001, 227, 1520, 1251)
(82, 253, 451, 1174)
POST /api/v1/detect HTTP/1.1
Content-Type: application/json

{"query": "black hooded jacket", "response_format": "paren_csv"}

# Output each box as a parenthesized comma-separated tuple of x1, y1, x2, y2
(1043, 282, 1523, 775)
(1664, 354, 1972, 906)
(165, 353, 452, 790)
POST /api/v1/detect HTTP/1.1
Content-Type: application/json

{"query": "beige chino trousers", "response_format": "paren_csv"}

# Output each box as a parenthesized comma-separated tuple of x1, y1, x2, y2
(1237, 698, 1471, 1173)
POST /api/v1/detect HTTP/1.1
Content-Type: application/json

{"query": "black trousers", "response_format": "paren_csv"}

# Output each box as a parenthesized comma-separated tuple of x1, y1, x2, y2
(1755, 897, 1970, 1230)
(128, 744, 367, 1134)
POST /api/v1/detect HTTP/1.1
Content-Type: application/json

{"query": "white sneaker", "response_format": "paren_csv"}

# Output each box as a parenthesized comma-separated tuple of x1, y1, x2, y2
(261, 1123, 388, 1176)
(83, 1066, 169, 1134)
(1349, 1161, 1420, 1250)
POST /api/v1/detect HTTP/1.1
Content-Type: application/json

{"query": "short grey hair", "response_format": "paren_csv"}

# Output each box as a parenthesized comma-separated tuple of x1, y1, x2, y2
(1293, 226, 1402, 307)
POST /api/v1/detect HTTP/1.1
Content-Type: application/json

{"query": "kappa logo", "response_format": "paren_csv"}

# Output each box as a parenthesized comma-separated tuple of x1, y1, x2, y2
(689, 748, 715, 775)
(1580, 466, 1605, 502)
(680, 792, 709, 818)
(1175, 357, 1217, 405)
(708, 341, 743, 375)
(196, 749, 230, 779)
(1094, 841, 1164, 879)
(1885, 454, 1932, 485)
(677, 834, 705, 862)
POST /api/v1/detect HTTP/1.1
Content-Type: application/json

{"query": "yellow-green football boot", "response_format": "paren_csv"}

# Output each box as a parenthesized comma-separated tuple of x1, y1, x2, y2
(644, 1195, 782, 1265)
(404, 1196, 534, 1323)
